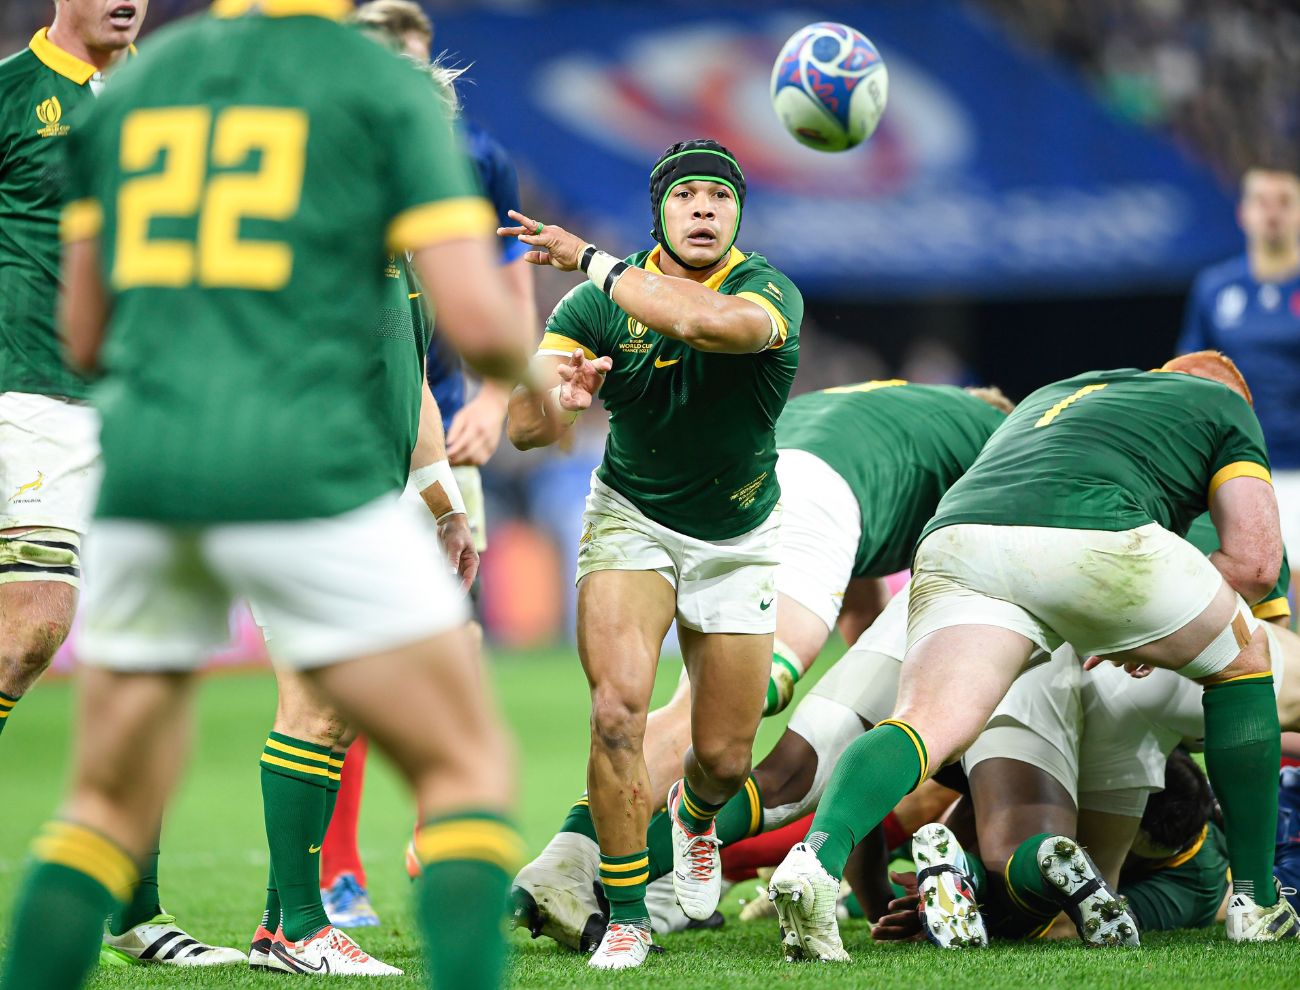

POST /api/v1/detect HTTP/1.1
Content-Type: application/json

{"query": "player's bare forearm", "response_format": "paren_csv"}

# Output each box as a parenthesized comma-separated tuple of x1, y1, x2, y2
(411, 381, 450, 473)
(60, 237, 108, 372)
(1209, 476, 1283, 604)
(607, 265, 772, 353)
(507, 385, 562, 450)
(508, 352, 606, 450)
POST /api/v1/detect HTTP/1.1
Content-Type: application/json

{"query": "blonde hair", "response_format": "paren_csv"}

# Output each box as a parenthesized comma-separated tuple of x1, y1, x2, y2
(1161, 350, 1253, 406)
(965, 386, 1015, 414)
(351, 0, 432, 45)
(427, 55, 467, 119)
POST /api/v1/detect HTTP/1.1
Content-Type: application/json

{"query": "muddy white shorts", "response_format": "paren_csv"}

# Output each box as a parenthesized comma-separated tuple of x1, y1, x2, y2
(0, 391, 100, 534)
(575, 472, 780, 634)
(79, 495, 467, 672)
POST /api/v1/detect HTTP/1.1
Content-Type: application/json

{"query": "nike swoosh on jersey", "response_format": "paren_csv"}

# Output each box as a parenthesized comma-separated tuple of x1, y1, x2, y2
(654, 358, 680, 368)
(309, 844, 322, 853)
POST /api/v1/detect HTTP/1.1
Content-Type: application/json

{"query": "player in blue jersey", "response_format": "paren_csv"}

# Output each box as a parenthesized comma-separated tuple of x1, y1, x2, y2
(1179, 168, 1300, 570)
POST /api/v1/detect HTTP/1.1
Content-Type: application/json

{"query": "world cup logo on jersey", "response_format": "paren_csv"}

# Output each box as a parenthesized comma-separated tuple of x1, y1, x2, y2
(622, 317, 652, 353)
(35, 97, 69, 138)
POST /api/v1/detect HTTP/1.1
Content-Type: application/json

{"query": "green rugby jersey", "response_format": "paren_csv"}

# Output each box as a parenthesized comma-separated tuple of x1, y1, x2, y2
(540, 246, 801, 541)
(923, 369, 1270, 541)
(1183, 513, 1290, 622)
(775, 381, 1005, 576)
(0, 30, 112, 399)
(370, 254, 429, 489)
(1121, 823, 1227, 932)
(61, 0, 493, 522)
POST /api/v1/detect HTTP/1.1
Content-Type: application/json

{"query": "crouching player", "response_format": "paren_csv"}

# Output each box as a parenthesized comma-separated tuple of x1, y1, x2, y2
(769, 353, 1300, 964)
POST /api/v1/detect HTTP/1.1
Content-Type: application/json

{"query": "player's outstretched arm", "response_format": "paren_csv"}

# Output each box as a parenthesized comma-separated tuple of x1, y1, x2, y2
(507, 350, 612, 451)
(60, 237, 109, 372)
(1209, 475, 1283, 604)
(500, 211, 775, 355)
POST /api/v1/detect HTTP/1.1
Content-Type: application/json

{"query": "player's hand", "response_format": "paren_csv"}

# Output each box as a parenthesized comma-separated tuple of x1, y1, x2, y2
(498, 210, 587, 272)
(1082, 655, 1155, 679)
(447, 384, 509, 466)
(437, 514, 479, 591)
(870, 871, 923, 942)
(555, 349, 613, 412)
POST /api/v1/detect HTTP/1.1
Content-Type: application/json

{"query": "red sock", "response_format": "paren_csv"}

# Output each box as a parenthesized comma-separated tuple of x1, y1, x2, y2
(321, 735, 368, 889)
(721, 814, 812, 882)
(881, 811, 907, 852)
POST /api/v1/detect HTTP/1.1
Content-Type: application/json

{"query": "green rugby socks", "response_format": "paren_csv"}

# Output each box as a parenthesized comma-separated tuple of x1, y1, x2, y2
(1, 822, 137, 990)
(559, 794, 599, 842)
(649, 774, 763, 879)
(600, 848, 651, 924)
(806, 720, 927, 879)
(259, 733, 336, 940)
(1204, 673, 1281, 907)
(675, 777, 724, 835)
(0, 690, 16, 737)
(108, 840, 162, 935)
(764, 645, 805, 716)
(415, 812, 523, 990)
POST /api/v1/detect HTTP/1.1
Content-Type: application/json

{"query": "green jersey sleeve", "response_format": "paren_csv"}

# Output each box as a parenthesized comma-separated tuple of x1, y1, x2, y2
(727, 265, 803, 352)
(537, 282, 609, 360)
(1207, 392, 1272, 501)
(377, 56, 494, 254)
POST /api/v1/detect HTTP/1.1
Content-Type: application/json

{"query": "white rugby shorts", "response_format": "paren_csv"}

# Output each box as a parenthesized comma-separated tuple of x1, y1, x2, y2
(0, 392, 100, 534)
(908, 522, 1223, 659)
(773, 448, 860, 633)
(575, 471, 780, 634)
(79, 494, 467, 672)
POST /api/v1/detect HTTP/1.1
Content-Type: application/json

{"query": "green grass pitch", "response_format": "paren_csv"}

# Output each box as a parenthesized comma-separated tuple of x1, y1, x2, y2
(0, 646, 1292, 988)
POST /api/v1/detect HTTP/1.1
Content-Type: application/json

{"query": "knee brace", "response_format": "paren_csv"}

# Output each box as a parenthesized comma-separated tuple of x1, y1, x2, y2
(1181, 598, 1259, 680)
(0, 528, 80, 587)
(765, 695, 865, 829)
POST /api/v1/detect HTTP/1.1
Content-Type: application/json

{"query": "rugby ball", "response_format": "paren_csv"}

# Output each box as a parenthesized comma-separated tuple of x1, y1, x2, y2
(770, 22, 889, 152)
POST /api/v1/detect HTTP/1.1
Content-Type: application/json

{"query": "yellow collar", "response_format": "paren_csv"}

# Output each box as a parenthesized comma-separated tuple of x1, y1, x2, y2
(29, 28, 98, 85)
(212, 0, 354, 20)
(645, 245, 745, 291)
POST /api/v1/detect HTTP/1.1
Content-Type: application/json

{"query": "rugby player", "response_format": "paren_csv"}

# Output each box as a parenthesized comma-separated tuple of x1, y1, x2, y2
(0, 0, 243, 968)
(317, 0, 537, 927)
(0, 1, 546, 987)
(769, 352, 1300, 963)
(511, 380, 1011, 949)
(1179, 169, 1300, 571)
(503, 139, 802, 968)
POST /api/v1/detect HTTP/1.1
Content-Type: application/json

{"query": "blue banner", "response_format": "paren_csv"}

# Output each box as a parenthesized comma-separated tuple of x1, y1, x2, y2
(434, 3, 1239, 297)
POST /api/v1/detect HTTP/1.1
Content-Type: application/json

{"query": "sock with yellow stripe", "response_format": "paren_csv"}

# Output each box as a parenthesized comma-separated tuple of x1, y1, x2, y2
(1205, 673, 1281, 907)
(649, 774, 763, 879)
(675, 777, 725, 835)
(260, 733, 334, 940)
(0, 690, 16, 737)
(559, 794, 598, 842)
(600, 848, 651, 924)
(764, 644, 806, 716)
(805, 721, 927, 879)
(415, 812, 522, 990)
(108, 839, 161, 935)
(2, 822, 138, 989)
(994, 833, 1062, 935)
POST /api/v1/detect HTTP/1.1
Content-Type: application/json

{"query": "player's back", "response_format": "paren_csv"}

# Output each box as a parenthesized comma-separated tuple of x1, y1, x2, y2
(69, 7, 479, 522)
(926, 369, 1270, 540)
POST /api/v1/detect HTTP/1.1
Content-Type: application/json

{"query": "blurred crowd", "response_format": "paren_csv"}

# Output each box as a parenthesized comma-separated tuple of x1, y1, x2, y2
(984, 0, 1300, 181)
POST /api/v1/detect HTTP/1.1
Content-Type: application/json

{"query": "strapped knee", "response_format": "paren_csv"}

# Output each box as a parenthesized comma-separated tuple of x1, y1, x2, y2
(1181, 598, 1259, 680)
(0, 528, 80, 587)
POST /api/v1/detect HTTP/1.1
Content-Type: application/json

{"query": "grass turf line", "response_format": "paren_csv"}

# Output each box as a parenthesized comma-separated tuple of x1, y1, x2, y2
(0, 648, 1288, 987)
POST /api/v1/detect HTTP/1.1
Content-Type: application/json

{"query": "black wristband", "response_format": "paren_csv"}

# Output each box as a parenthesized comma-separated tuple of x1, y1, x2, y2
(578, 245, 597, 274)
(603, 260, 629, 296)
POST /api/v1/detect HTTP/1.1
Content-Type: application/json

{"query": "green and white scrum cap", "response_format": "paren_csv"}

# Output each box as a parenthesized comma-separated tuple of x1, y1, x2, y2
(649, 139, 746, 271)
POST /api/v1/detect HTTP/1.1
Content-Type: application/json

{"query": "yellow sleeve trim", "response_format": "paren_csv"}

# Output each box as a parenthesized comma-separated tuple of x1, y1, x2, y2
(386, 196, 496, 253)
(538, 332, 596, 361)
(1253, 597, 1291, 621)
(60, 199, 102, 243)
(1208, 461, 1272, 500)
(1155, 825, 1208, 870)
(736, 291, 789, 349)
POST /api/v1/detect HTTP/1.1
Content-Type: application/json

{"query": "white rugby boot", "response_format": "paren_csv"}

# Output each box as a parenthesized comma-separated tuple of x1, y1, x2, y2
(266, 925, 402, 975)
(1037, 835, 1139, 947)
(100, 915, 245, 967)
(912, 823, 988, 948)
(511, 831, 605, 951)
(1226, 880, 1300, 942)
(588, 922, 654, 970)
(668, 779, 723, 921)
(247, 923, 277, 970)
(645, 873, 727, 934)
(768, 842, 850, 962)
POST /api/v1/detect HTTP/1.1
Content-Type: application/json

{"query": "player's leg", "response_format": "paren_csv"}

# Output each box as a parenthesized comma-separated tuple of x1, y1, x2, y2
(0, 570, 76, 736)
(1, 520, 237, 989)
(320, 735, 377, 925)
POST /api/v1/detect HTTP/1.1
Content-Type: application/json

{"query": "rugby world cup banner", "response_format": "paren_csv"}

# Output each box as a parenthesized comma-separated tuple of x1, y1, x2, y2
(435, 2, 1238, 296)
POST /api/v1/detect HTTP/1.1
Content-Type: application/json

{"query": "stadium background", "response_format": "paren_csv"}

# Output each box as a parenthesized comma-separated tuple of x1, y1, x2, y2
(7, 0, 1296, 656)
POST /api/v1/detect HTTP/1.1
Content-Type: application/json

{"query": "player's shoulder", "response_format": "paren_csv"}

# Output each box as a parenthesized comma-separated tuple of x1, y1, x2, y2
(0, 45, 39, 88)
(1193, 254, 1251, 295)
(728, 250, 800, 295)
(548, 280, 612, 320)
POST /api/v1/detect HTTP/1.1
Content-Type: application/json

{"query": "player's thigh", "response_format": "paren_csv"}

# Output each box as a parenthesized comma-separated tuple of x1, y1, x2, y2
(967, 757, 1077, 872)
(680, 626, 770, 756)
(773, 448, 860, 643)
(835, 576, 891, 648)
(1271, 624, 1300, 730)
(67, 665, 198, 858)
(577, 568, 676, 706)
(1074, 809, 1142, 890)
(674, 502, 781, 639)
